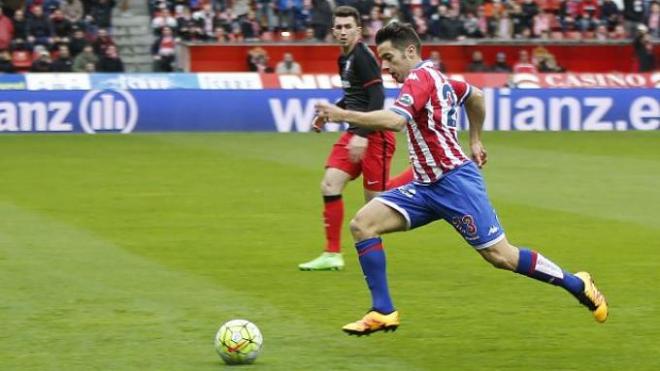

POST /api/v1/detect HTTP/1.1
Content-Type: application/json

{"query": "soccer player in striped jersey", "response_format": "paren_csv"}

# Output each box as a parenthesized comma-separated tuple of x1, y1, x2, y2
(298, 6, 397, 271)
(314, 22, 608, 335)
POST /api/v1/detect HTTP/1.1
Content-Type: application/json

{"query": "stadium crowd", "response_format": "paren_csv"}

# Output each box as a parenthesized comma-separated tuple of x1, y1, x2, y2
(0, 0, 124, 72)
(0, 0, 657, 72)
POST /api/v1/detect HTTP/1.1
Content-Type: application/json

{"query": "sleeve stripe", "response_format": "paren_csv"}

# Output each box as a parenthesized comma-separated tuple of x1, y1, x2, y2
(458, 84, 472, 105)
(362, 79, 382, 88)
(390, 106, 413, 122)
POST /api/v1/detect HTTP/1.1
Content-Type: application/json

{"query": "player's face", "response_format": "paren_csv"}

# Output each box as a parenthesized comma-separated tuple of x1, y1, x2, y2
(377, 41, 417, 83)
(332, 16, 361, 49)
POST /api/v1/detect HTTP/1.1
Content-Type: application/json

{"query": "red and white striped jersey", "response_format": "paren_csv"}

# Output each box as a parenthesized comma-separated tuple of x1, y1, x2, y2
(390, 60, 472, 184)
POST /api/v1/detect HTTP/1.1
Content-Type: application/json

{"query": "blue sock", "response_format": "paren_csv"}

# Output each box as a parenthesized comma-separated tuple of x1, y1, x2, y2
(515, 248, 584, 296)
(355, 237, 394, 314)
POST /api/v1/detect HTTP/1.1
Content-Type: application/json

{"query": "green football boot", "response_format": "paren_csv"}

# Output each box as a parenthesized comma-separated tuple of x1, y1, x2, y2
(298, 252, 344, 271)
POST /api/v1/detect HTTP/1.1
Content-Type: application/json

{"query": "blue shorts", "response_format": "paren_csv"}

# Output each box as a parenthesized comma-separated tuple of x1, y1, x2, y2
(375, 162, 505, 249)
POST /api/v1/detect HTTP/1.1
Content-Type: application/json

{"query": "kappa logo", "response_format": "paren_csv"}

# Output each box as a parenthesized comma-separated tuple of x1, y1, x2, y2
(488, 226, 500, 236)
(79, 89, 138, 134)
(398, 94, 414, 107)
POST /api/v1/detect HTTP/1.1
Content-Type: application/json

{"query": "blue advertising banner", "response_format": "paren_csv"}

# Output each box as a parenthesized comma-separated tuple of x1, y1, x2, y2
(0, 89, 657, 134)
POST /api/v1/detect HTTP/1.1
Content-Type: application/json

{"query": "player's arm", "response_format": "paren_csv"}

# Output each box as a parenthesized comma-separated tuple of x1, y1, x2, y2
(464, 86, 488, 168)
(314, 103, 407, 132)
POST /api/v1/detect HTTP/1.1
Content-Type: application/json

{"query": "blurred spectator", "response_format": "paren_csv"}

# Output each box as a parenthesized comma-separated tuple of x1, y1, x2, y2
(176, 6, 204, 40)
(69, 28, 87, 56)
(61, 0, 84, 23)
(634, 25, 656, 70)
(310, 0, 332, 41)
(256, 0, 278, 32)
(428, 50, 446, 72)
(601, 0, 621, 30)
(538, 55, 565, 72)
(84, 61, 96, 72)
(412, 7, 430, 39)
(51, 44, 74, 71)
(463, 12, 484, 38)
(0, 8, 13, 51)
(240, 10, 261, 41)
(26, 5, 53, 47)
(0, 49, 15, 73)
(11, 9, 28, 44)
(247, 46, 273, 72)
(467, 50, 489, 71)
(93, 28, 115, 56)
(648, 1, 659, 37)
(496, 10, 514, 39)
(490, 51, 512, 72)
(278, 0, 304, 31)
(533, 9, 552, 37)
(624, 0, 646, 36)
(595, 24, 610, 40)
(152, 26, 176, 71)
(513, 49, 538, 73)
(520, 0, 540, 31)
(152, 7, 178, 36)
(50, 8, 73, 42)
(30, 49, 53, 72)
(96, 44, 124, 72)
(611, 23, 628, 38)
(90, 0, 116, 29)
(275, 52, 302, 74)
(73, 43, 98, 71)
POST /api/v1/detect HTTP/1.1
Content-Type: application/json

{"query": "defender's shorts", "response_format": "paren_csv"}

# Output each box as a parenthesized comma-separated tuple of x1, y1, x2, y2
(326, 131, 396, 192)
(375, 162, 505, 249)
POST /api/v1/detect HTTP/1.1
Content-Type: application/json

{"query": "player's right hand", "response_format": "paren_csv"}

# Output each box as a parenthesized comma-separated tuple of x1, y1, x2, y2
(311, 115, 326, 133)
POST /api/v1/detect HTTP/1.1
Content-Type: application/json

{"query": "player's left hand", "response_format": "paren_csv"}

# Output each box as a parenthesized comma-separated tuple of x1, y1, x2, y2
(315, 102, 345, 124)
(347, 135, 368, 163)
(470, 141, 488, 168)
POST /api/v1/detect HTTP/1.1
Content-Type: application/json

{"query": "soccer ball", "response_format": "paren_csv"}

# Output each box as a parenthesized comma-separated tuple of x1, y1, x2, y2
(214, 319, 263, 365)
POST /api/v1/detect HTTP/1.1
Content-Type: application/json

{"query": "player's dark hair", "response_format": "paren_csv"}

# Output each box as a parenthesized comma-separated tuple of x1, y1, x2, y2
(375, 22, 421, 55)
(333, 6, 362, 27)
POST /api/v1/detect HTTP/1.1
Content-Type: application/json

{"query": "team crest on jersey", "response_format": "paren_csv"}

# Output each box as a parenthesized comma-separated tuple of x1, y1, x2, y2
(398, 94, 414, 107)
(408, 72, 419, 80)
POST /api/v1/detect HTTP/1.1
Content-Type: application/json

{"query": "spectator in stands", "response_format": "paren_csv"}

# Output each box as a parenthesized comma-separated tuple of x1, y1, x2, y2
(152, 7, 178, 36)
(496, 10, 514, 39)
(152, 26, 176, 71)
(429, 50, 446, 72)
(538, 55, 565, 72)
(513, 49, 538, 73)
(490, 51, 512, 72)
(648, 1, 659, 37)
(275, 52, 302, 74)
(576, 0, 600, 31)
(11, 9, 28, 45)
(462, 0, 482, 15)
(0, 49, 15, 73)
(463, 12, 484, 38)
(73, 43, 98, 71)
(93, 28, 115, 56)
(194, 3, 216, 40)
(50, 8, 73, 42)
(256, 0, 278, 32)
(30, 49, 53, 72)
(240, 10, 261, 41)
(600, 0, 621, 30)
(51, 44, 74, 71)
(84, 61, 96, 72)
(26, 5, 53, 47)
(247, 46, 273, 72)
(467, 50, 489, 71)
(624, 0, 646, 36)
(97, 44, 124, 72)
(595, 24, 610, 40)
(412, 6, 430, 39)
(310, 0, 332, 41)
(176, 5, 203, 40)
(0, 8, 13, 51)
(68, 27, 86, 56)
(90, 0, 116, 29)
(277, 0, 305, 32)
(533, 9, 552, 37)
(520, 0, 540, 31)
(61, 0, 84, 24)
(634, 25, 656, 70)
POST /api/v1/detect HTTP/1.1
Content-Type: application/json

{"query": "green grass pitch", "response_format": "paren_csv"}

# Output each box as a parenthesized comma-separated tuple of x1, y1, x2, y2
(1, 131, 659, 370)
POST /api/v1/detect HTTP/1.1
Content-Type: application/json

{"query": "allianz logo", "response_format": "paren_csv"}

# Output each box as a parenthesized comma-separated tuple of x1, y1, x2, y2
(0, 89, 138, 134)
